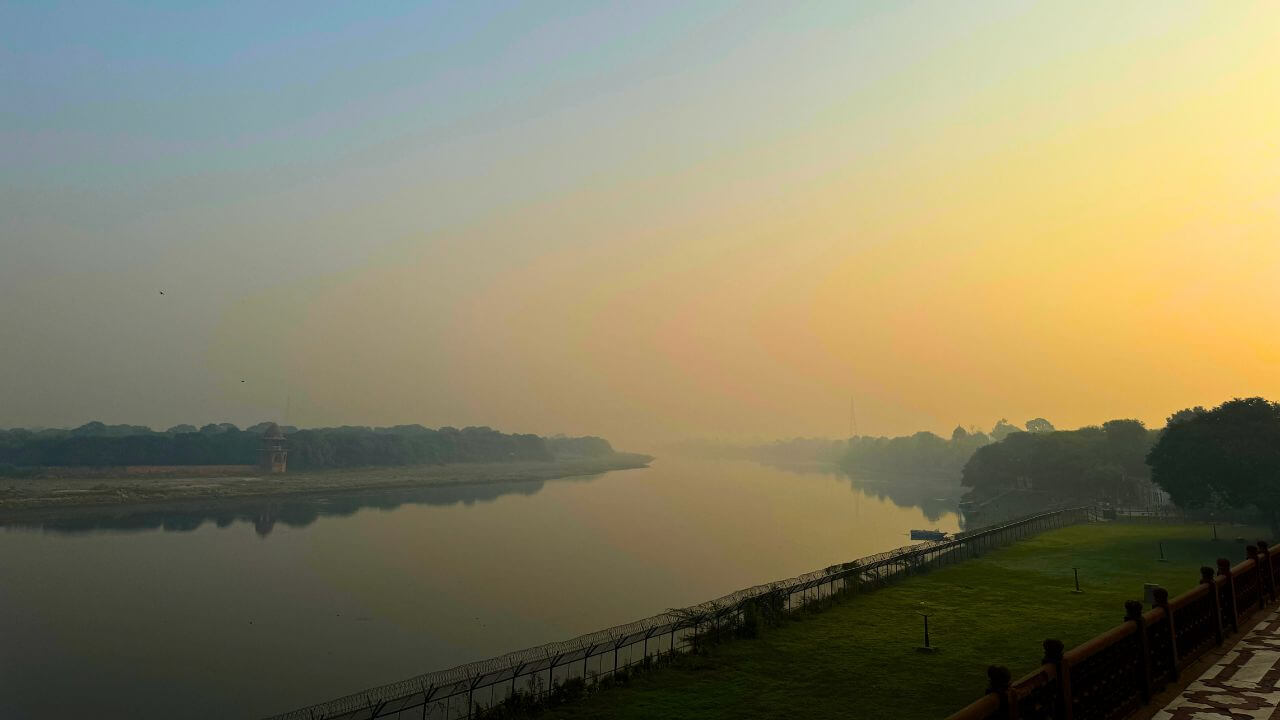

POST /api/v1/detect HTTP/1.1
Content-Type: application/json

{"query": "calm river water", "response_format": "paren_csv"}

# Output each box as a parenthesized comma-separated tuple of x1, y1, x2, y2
(0, 457, 961, 719)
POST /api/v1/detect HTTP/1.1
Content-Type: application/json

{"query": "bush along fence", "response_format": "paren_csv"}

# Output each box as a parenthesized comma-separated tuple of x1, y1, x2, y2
(264, 506, 1093, 720)
(944, 539, 1280, 720)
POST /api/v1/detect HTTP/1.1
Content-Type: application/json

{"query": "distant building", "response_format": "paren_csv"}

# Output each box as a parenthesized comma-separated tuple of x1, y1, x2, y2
(260, 423, 288, 474)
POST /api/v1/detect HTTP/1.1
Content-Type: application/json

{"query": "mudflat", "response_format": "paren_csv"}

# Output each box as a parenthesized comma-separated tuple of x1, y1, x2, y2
(0, 453, 653, 516)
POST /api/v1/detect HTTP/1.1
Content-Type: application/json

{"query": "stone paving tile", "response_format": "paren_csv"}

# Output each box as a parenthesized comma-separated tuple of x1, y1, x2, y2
(1151, 609, 1280, 720)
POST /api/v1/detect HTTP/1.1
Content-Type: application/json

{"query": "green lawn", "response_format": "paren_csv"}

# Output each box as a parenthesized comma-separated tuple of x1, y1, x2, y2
(538, 522, 1269, 720)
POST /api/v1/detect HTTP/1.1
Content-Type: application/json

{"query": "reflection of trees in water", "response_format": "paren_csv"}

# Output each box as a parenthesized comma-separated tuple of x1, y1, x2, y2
(5, 475, 603, 537)
(755, 460, 961, 523)
(847, 478, 960, 524)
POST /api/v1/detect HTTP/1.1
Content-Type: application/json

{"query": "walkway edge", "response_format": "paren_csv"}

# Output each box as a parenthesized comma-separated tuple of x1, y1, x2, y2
(1128, 607, 1276, 720)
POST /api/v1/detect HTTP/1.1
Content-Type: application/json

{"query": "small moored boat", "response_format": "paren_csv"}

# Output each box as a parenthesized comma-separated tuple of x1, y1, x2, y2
(910, 529, 948, 541)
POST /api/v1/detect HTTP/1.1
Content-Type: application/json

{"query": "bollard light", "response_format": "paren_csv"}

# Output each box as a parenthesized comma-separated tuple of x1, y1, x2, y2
(916, 613, 937, 653)
(916, 602, 937, 653)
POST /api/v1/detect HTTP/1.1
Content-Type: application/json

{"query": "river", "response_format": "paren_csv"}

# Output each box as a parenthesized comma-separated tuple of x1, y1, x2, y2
(0, 457, 962, 719)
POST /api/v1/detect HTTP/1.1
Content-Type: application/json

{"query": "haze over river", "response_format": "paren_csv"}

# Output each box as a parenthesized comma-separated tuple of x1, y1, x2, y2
(0, 457, 961, 719)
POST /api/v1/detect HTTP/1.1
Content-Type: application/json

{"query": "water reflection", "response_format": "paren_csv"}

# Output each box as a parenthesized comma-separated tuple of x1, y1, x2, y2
(1, 475, 602, 536)
(0, 463, 967, 537)
(0, 457, 963, 720)
(753, 461, 963, 524)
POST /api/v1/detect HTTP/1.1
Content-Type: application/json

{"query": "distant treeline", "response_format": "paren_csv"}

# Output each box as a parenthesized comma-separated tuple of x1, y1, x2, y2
(840, 427, 994, 478)
(680, 401, 1280, 520)
(961, 419, 1158, 504)
(544, 434, 615, 458)
(838, 419, 1070, 478)
(726, 410, 1245, 511)
(672, 418, 1058, 480)
(0, 422, 615, 473)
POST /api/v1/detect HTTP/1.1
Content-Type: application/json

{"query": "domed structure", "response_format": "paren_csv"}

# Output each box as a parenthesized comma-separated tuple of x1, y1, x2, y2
(259, 423, 287, 474)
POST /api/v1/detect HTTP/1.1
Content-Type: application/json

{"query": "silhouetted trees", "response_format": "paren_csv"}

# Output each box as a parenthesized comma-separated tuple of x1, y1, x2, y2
(544, 435, 615, 457)
(0, 422, 616, 472)
(988, 419, 1019, 442)
(1147, 398, 1280, 527)
(283, 425, 552, 470)
(1024, 418, 1055, 433)
(841, 429, 991, 478)
(962, 419, 1160, 504)
(0, 423, 259, 467)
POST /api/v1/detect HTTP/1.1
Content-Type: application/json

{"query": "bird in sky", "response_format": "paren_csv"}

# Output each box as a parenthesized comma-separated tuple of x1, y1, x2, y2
(158, 290, 164, 295)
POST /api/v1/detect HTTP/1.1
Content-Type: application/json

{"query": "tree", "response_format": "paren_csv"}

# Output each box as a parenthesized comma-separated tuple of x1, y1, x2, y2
(71, 421, 107, 437)
(1147, 398, 1280, 528)
(1165, 407, 1207, 426)
(0, 423, 567, 470)
(990, 419, 1022, 442)
(1024, 417, 1055, 433)
(962, 419, 1158, 504)
(1101, 420, 1151, 478)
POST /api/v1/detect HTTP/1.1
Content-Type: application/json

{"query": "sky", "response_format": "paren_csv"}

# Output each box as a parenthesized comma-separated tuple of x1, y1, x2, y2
(2, 1, 1278, 449)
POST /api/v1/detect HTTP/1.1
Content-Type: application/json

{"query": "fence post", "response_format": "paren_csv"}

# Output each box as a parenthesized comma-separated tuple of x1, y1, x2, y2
(1126, 600, 1152, 704)
(466, 673, 482, 720)
(1259, 540, 1280, 602)
(1257, 542, 1276, 605)
(986, 665, 1014, 719)
(1248, 545, 1265, 613)
(1201, 566, 1225, 645)
(1218, 558, 1239, 633)
(583, 642, 597, 682)
(547, 652, 562, 697)
(1153, 587, 1179, 681)
(510, 661, 526, 699)
(419, 684, 437, 720)
(1042, 639, 1070, 720)
(1273, 543, 1280, 599)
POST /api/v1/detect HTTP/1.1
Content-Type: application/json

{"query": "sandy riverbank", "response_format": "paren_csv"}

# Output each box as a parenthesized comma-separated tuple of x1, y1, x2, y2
(0, 453, 653, 516)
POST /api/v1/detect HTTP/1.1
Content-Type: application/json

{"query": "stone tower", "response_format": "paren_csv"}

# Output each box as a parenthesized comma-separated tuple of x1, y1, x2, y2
(260, 423, 287, 474)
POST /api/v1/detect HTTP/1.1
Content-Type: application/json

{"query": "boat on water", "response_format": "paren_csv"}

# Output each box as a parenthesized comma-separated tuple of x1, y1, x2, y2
(910, 529, 948, 541)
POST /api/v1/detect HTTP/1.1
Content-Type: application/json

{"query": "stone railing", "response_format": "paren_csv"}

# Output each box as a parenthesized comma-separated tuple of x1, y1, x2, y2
(944, 540, 1277, 720)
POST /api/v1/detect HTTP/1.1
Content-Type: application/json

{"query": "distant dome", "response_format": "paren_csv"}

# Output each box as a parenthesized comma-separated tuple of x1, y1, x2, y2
(261, 423, 285, 439)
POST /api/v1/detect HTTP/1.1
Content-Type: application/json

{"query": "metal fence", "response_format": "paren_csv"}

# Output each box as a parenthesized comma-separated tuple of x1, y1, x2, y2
(265, 506, 1095, 720)
(944, 539, 1279, 720)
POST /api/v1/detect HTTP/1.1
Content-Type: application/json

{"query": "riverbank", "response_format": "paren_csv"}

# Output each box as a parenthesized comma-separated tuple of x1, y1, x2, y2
(0, 453, 653, 517)
(534, 522, 1266, 720)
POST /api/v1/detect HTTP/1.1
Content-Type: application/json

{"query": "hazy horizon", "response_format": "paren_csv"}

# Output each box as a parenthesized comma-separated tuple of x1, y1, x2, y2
(4, 2, 1278, 449)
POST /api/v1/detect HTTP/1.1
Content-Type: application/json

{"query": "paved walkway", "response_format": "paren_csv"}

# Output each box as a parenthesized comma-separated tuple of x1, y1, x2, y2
(1153, 609, 1280, 719)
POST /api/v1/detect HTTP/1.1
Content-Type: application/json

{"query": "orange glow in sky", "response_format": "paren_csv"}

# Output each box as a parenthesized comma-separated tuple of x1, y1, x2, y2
(3, 2, 1278, 446)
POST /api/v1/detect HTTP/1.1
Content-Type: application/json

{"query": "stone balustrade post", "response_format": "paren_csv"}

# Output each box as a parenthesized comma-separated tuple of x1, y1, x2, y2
(1153, 587, 1178, 682)
(1218, 558, 1239, 633)
(1201, 566, 1225, 645)
(1043, 639, 1070, 720)
(986, 665, 1014, 719)
(1126, 600, 1152, 703)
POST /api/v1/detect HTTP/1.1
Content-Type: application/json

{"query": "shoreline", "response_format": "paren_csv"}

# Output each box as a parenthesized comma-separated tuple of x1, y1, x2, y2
(0, 453, 653, 519)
